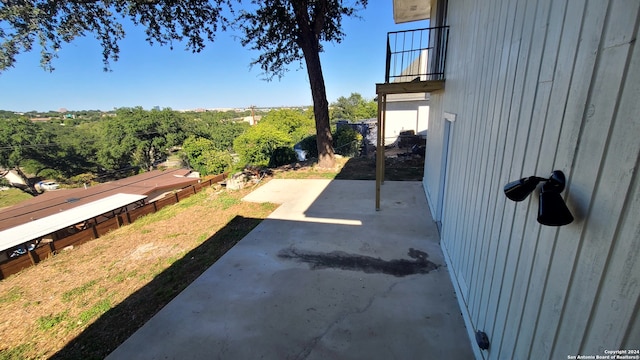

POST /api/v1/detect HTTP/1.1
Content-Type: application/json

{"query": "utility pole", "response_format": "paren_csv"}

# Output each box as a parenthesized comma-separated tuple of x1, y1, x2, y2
(250, 105, 256, 125)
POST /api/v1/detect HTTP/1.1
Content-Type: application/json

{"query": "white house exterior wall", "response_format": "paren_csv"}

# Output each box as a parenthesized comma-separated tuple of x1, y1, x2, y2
(423, 0, 640, 359)
(423, 92, 444, 221)
(385, 101, 428, 137)
(384, 99, 429, 145)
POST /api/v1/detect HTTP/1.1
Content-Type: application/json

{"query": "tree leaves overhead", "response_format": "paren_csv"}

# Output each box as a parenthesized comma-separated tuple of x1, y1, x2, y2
(0, 0, 230, 72)
(237, 0, 367, 80)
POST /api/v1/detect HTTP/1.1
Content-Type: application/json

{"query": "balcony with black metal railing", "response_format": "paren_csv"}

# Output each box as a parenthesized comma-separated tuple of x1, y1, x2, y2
(374, 26, 449, 209)
(376, 26, 449, 95)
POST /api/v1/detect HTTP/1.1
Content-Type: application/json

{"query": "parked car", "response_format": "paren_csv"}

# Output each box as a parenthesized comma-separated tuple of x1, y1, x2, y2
(38, 181, 59, 191)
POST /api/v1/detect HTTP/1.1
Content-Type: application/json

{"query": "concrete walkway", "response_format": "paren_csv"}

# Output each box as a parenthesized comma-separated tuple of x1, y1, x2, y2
(108, 180, 474, 360)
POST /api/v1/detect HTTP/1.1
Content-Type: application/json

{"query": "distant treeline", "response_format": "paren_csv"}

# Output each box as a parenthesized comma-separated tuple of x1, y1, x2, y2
(0, 93, 376, 194)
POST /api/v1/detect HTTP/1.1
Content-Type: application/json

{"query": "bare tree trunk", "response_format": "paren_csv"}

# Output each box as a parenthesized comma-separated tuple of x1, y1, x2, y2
(302, 47, 335, 168)
(13, 167, 38, 195)
(292, 0, 335, 169)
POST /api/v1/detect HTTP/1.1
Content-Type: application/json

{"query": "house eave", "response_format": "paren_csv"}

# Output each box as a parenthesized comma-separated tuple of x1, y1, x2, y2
(393, 0, 431, 23)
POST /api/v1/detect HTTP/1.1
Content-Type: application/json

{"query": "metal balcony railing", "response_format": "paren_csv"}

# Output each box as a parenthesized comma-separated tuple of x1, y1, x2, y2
(385, 26, 449, 83)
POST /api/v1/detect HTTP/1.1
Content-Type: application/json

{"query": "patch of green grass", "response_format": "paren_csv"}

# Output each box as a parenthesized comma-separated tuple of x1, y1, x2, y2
(37, 311, 70, 331)
(95, 287, 108, 297)
(76, 298, 111, 326)
(275, 169, 337, 179)
(23, 300, 41, 308)
(147, 261, 167, 279)
(112, 270, 139, 283)
(131, 191, 209, 229)
(164, 253, 181, 265)
(61, 280, 97, 303)
(0, 287, 23, 304)
(0, 188, 33, 208)
(0, 343, 37, 360)
(216, 193, 241, 210)
(196, 232, 209, 243)
(165, 233, 183, 239)
(260, 202, 276, 211)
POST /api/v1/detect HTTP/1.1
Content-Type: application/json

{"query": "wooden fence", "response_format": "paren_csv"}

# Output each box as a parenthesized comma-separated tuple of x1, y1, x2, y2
(0, 173, 227, 280)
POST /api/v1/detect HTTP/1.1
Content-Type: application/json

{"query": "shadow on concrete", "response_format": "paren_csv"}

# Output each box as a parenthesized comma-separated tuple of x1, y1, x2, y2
(71, 180, 473, 359)
(50, 215, 264, 360)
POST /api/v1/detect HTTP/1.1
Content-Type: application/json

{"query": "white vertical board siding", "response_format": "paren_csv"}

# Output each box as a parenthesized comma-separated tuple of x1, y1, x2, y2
(424, 91, 444, 218)
(424, 0, 640, 358)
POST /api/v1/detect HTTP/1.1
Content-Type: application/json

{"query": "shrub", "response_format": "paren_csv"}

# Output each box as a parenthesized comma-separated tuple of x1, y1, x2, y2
(333, 126, 362, 157)
(200, 150, 233, 175)
(268, 147, 298, 168)
(233, 124, 292, 167)
(298, 135, 318, 159)
(259, 109, 315, 143)
(69, 173, 97, 186)
(182, 136, 233, 175)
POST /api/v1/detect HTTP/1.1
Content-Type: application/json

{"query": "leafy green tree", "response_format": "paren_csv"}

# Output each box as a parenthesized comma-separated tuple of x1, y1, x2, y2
(330, 93, 377, 122)
(182, 136, 233, 175)
(181, 113, 250, 154)
(205, 121, 250, 151)
(238, 2, 370, 168)
(0, 118, 56, 193)
(0, 110, 20, 119)
(0, 0, 368, 169)
(199, 150, 233, 175)
(97, 107, 185, 171)
(38, 122, 100, 177)
(233, 124, 292, 167)
(182, 136, 216, 163)
(259, 109, 315, 144)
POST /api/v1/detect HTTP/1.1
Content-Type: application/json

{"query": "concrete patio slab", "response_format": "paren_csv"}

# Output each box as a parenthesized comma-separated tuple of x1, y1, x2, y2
(107, 179, 474, 360)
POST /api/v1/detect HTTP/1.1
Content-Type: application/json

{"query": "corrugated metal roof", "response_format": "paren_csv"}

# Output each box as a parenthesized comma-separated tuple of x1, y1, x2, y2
(0, 193, 146, 252)
(0, 168, 198, 231)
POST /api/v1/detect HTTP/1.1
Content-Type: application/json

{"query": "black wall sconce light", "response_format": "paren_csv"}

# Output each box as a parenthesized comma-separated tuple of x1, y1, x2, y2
(504, 170, 574, 226)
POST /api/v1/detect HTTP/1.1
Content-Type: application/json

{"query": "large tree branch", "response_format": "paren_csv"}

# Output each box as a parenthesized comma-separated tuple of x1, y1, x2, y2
(313, 0, 328, 37)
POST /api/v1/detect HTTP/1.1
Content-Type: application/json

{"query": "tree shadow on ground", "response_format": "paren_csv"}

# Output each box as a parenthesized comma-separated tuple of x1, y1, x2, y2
(334, 154, 424, 181)
(50, 215, 263, 360)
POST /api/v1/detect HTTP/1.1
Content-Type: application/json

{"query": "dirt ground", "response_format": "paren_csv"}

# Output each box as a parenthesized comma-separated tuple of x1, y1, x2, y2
(335, 154, 425, 181)
(272, 149, 425, 182)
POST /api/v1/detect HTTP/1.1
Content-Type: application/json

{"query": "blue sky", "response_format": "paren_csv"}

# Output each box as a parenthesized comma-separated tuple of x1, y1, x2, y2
(0, 2, 427, 112)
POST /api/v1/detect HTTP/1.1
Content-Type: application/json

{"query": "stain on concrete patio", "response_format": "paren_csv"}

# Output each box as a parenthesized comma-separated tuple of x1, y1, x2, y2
(278, 247, 439, 277)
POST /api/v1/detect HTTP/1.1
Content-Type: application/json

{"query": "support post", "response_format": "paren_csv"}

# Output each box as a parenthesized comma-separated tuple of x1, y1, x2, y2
(376, 93, 384, 210)
(381, 93, 387, 185)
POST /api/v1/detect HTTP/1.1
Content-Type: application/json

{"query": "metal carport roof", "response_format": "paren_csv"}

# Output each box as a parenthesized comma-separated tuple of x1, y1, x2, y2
(0, 193, 146, 253)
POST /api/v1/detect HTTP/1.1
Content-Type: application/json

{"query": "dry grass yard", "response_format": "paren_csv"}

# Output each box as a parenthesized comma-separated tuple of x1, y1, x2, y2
(0, 155, 422, 359)
(0, 184, 277, 360)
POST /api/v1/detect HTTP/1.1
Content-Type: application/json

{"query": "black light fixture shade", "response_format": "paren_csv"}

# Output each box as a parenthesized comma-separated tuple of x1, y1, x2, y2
(504, 170, 574, 226)
(538, 188, 574, 226)
(503, 176, 545, 202)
